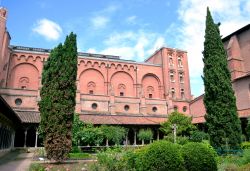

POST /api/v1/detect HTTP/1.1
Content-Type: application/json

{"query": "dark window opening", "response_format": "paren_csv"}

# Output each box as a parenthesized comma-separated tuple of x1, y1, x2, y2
(92, 103, 98, 109)
(183, 106, 187, 112)
(124, 105, 130, 111)
(15, 98, 22, 106)
(149, 94, 153, 98)
(174, 106, 178, 111)
(21, 86, 26, 89)
(120, 92, 124, 96)
(152, 106, 157, 112)
(89, 90, 94, 95)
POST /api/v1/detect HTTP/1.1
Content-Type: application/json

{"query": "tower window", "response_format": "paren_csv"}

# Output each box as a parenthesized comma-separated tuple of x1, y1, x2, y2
(120, 92, 124, 96)
(169, 57, 173, 66)
(149, 94, 153, 98)
(183, 106, 187, 112)
(179, 73, 184, 83)
(170, 71, 175, 82)
(174, 106, 178, 111)
(181, 89, 185, 99)
(89, 90, 94, 94)
(178, 57, 183, 67)
(171, 88, 175, 98)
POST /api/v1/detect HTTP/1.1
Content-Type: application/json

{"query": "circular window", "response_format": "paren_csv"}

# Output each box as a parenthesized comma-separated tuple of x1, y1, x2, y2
(15, 98, 22, 106)
(92, 103, 98, 109)
(152, 106, 157, 112)
(124, 105, 130, 111)
(174, 106, 178, 111)
(183, 106, 187, 112)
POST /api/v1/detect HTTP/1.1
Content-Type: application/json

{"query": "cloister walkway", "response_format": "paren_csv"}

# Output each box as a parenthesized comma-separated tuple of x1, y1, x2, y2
(0, 150, 33, 171)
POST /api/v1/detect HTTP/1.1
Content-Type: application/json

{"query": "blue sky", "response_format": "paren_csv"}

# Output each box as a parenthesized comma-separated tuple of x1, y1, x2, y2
(2, 0, 250, 97)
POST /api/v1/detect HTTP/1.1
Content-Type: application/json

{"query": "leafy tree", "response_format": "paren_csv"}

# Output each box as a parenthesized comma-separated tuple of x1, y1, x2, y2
(138, 129, 153, 145)
(72, 113, 84, 146)
(203, 8, 242, 150)
(160, 111, 196, 137)
(39, 32, 78, 161)
(100, 125, 127, 145)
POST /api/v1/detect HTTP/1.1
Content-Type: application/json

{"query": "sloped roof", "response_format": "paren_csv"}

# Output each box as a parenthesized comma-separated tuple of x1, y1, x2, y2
(79, 114, 167, 125)
(15, 110, 40, 123)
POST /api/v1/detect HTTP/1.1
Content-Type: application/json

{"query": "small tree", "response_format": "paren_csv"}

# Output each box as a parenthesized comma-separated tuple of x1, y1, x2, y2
(160, 111, 196, 137)
(138, 129, 153, 145)
(39, 32, 78, 162)
(100, 125, 127, 146)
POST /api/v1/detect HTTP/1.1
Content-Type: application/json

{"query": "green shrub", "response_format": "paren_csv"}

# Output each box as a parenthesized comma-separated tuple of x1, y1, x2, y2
(69, 152, 90, 159)
(29, 163, 45, 171)
(239, 149, 250, 166)
(71, 146, 81, 153)
(241, 141, 250, 149)
(136, 140, 185, 171)
(181, 142, 217, 171)
(190, 130, 208, 142)
(138, 129, 153, 144)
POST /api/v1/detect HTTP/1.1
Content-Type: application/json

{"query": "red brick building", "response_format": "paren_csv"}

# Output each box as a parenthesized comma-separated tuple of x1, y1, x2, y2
(0, 8, 192, 147)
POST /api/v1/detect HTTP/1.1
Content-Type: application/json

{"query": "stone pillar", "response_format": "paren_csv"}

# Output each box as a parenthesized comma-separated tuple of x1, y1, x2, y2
(125, 134, 128, 146)
(133, 129, 137, 145)
(157, 129, 160, 141)
(11, 130, 15, 149)
(106, 138, 109, 147)
(24, 129, 27, 148)
(35, 130, 38, 148)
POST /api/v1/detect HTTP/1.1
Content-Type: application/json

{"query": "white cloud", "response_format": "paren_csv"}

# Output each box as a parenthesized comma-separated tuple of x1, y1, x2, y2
(87, 48, 97, 53)
(32, 18, 62, 41)
(97, 30, 165, 61)
(91, 16, 109, 29)
(126, 16, 137, 24)
(176, 0, 249, 97)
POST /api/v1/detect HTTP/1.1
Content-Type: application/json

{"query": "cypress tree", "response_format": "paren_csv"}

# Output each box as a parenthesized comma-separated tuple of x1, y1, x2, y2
(203, 8, 241, 150)
(39, 32, 78, 161)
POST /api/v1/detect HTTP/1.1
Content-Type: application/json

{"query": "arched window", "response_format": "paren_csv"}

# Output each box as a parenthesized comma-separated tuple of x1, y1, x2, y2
(170, 71, 175, 82)
(87, 81, 96, 95)
(147, 86, 154, 98)
(179, 72, 184, 83)
(171, 88, 175, 98)
(180, 89, 185, 99)
(178, 57, 183, 67)
(174, 105, 178, 111)
(118, 84, 126, 96)
(19, 77, 29, 89)
(169, 56, 173, 66)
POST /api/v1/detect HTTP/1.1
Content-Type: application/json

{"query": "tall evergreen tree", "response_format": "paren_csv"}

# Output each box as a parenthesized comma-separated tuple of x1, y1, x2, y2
(39, 32, 78, 161)
(203, 8, 241, 150)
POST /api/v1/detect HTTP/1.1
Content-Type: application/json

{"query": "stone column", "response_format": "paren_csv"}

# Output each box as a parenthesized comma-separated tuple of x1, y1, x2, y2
(35, 130, 38, 148)
(157, 129, 160, 141)
(125, 134, 128, 146)
(24, 129, 27, 148)
(11, 130, 15, 149)
(133, 129, 137, 145)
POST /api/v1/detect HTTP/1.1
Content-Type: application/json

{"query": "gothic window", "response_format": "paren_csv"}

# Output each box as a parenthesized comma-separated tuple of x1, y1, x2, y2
(169, 56, 173, 66)
(118, 84, 126, 97)
(19, 77, 29, 89)
(170, 71, 175, 82)
(179, 72, 184, 83)
(171, 88, 175, 98)
(181, 89, 185, 99)
(178, 57, 183, 67)
(147, 86, 154, 98)
(87, 81, 96, 95)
